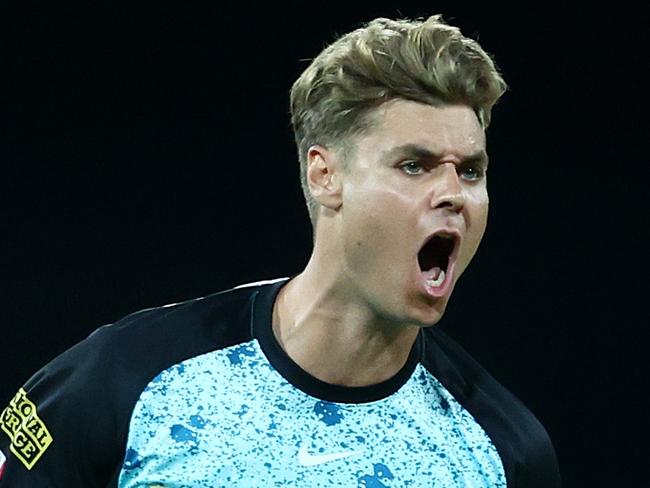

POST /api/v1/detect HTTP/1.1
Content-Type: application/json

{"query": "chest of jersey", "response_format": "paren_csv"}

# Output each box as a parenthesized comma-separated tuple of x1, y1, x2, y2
(118, 340, 505, 487)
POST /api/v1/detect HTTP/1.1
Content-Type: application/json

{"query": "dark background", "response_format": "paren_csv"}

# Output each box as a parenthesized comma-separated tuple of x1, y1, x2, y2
(1, 2, 645, 486)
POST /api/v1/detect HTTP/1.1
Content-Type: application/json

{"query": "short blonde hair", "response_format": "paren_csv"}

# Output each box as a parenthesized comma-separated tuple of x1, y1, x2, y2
(290, 15, 508, 224)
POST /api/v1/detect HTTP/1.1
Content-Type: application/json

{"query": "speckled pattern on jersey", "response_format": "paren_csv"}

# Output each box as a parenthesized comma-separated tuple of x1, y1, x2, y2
(118, 339, 506, 487)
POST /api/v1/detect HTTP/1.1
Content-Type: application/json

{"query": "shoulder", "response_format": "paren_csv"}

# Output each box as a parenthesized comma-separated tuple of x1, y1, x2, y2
(33, 281, 259, 387)
(33, 278, 273, 406)
(420, 326, 561, 488)
(0, 278, 284, 486)
(89, 281, 260, 357)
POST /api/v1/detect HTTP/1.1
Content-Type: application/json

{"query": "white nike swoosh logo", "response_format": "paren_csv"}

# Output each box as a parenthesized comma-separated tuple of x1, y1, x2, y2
(297, 442, 364, 466)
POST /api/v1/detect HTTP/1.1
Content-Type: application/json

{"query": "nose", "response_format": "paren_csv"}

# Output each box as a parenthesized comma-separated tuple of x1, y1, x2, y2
(430, 163, 465, 212)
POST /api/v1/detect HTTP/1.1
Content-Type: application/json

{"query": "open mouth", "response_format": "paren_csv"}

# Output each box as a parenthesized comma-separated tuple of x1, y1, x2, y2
(417, 232, 458, 291)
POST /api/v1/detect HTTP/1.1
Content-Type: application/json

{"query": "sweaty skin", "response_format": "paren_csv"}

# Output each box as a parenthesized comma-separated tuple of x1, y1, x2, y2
(273, 99, 489, 387)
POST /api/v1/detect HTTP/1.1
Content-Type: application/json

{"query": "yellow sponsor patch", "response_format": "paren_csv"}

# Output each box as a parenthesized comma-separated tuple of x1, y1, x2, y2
(0, 388, 53, 470)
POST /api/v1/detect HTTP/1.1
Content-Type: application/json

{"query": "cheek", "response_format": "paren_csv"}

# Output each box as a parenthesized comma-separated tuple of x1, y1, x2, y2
(345, 183, 414, 228)
(461, 193, 489, 262)
(466, 188, 489, 230)
(476, 198, 489, 234)
(342, 188, 417, 262)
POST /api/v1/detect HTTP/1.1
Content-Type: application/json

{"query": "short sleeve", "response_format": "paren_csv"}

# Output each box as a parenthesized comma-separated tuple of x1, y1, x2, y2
(0, 326, 125, 487)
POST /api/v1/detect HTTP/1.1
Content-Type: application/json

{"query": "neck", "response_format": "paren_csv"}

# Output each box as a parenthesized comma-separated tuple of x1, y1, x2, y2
(273, 242, 419, 388)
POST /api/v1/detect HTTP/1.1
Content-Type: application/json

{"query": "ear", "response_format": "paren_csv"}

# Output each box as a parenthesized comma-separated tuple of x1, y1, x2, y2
(306, 144, 343, 212)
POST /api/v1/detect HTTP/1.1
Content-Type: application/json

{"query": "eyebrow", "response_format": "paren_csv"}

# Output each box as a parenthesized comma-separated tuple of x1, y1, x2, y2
(383, 143, 489, 169)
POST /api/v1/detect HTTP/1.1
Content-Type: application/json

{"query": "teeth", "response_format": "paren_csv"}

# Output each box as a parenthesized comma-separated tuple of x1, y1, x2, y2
(426, 269, 446, 288)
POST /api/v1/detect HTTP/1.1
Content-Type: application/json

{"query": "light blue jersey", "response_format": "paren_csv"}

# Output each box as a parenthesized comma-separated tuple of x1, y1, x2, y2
(119, 339, 505, 487)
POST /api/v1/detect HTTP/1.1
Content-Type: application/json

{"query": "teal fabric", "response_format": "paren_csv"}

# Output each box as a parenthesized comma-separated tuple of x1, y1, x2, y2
(118, 339, 505, 487)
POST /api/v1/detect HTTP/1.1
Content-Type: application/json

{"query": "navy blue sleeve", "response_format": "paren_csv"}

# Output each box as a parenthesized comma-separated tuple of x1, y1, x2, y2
(421, 327, 562, 488)
(0, 324, 129, 487)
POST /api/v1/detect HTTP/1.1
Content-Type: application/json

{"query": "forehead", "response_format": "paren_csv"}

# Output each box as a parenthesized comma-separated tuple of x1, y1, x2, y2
(357, 99, 485, 159)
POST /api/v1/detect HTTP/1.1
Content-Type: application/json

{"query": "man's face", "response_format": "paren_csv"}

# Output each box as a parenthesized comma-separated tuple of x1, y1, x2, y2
(337, 99, 489, 326)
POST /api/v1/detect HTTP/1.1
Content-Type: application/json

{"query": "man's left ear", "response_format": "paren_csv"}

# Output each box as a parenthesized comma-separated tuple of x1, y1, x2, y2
(306, 144, 343, 211)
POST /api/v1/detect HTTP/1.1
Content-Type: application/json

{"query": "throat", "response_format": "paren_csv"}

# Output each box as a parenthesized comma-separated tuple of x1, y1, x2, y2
(272, 277, 420, 387)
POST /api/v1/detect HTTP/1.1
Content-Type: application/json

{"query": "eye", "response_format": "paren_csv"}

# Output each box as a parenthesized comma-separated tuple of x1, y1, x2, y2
(459, 165, 485, 181)
(399, 160, 425, 176)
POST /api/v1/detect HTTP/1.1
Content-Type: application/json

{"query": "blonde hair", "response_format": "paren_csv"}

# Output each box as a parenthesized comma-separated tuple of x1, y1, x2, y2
(290, 15, 507, 224)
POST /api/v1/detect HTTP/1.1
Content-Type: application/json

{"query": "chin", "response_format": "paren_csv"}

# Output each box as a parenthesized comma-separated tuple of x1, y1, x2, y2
(408, 297, 450, 327)
(412, 312, 446, 328)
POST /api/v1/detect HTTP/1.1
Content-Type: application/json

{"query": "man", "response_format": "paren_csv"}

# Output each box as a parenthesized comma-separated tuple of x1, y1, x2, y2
(0, 15, 560, 487)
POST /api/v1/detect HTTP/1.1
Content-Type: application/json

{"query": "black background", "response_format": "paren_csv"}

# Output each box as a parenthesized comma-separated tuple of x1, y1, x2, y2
(1, 2, 645, 486)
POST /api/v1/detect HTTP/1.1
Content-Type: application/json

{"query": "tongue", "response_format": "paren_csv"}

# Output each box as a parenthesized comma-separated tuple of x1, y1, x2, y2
(423, 266, 442, 281)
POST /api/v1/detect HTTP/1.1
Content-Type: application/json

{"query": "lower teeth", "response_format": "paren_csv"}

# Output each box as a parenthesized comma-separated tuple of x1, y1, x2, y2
(426, 269, 446, 287)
